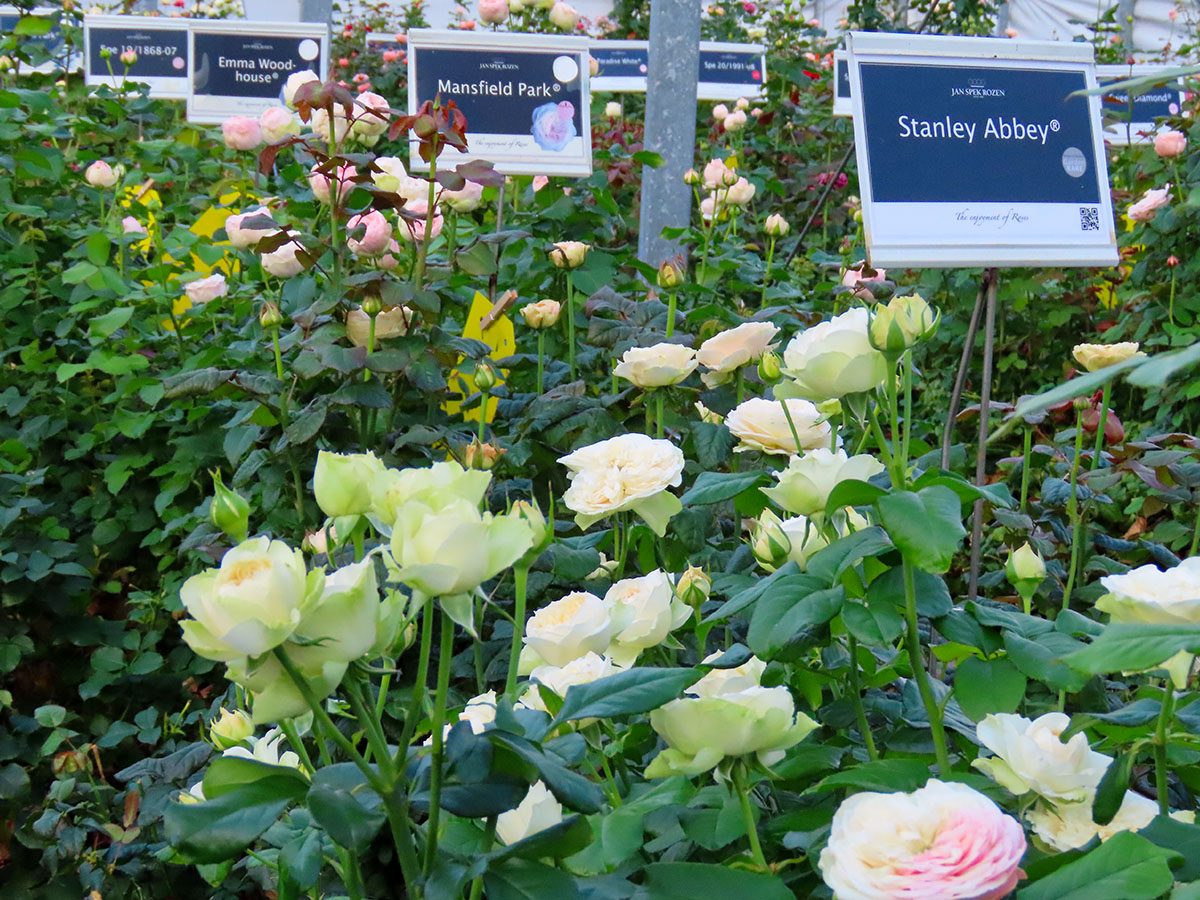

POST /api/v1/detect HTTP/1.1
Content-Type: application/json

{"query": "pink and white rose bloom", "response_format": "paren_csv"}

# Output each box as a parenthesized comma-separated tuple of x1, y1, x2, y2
(1128, 185, 1171, 222)
(702, 158, 737, 190)
(185, 273, 228, 306)
(309, 162, 358, 205)
(819, 779, 1027, 900)
(259, 106, 299, 144)
(222, 116, 263, 151)
(121, 216, 146, 235)
(1155, 129, 1187, 158)
(350, 91, 391, 138)
(532, 175, 550, 193)
(440, 179, 485, 212)
(85, 160, 118, 188)
(696, 321, 779, 387)
(225, 207, 276, 249)
(479, 0, 509, 23)
(548, 1, 578, 29)
(346, 210, 392, 256)
(283, 70, 321, 108)
(261, 236, 305, 278)
(397, 201, 444, 243)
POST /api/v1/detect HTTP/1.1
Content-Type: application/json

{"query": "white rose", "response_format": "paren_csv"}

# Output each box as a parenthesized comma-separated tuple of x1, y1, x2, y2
(224, 206, 275, 249)
(179, 537, 323, 662)
(781, 307, 890, 401)
(613, 343, 697, 389)
(524, 591, 616, 667)
(311, 107, 351, 144)
(283, 69, 321, 108)
(722, 174, 754, 204)
(688, 650, 767, 698)
(1072, 341, 1145, 373)
(696, 321, 779, 387)
(560, 434, 685, 535)
(350, 91, 391, 138)
(369, 459, 491, 524)
(973, 712, 1111, 804)
(259, 106, 299, 144)
(222, 727, 301, 770)
(724, 397, 831, 456)
(646, 685, 818, 776)
(604, 570, 690, 665)
(763, 448, 885, 518)
(371, 156, 408, 193)
(496, 781, 563, 846)
(1097, 557, 1200, 625)
(523, 652, 620, 712)
(1026, 791, 1194, 852)
(313, 450, 387, 518)
(818, 780, 1026, 900)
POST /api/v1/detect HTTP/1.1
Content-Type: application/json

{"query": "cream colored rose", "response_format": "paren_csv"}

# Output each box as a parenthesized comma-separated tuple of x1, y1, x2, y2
(973, 712, 1111, 804)
(696, 322, 779, 387)
(724, 397, 831, 456)
(496, 781, 563, 845)
(283, 69, 320, 108)
(523, 652, 620, 711)
(1072, 341, 1145, 373)
(549, 240, 589, 268)
(520, 299, 560, 328)
(369, 459, 491, 524)
(604, 570, 690, 665)
(347, 305, 412, 348)
(722, 175, 755, 205)
(524, 591, 616, 667)
(763, 448, 885, 517)
(646, 685, 817, 776)
(613, 343, 698, 389)
(559, 434, 685, 535)
(1097, 557, 1200, 625)
(1027, 791, 1195, 852)
(781, 308, 890, 401)
(688, 650, 767, 698)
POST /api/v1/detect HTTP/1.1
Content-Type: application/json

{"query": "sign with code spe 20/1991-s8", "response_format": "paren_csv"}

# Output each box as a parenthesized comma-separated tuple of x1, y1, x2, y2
(84, 15, 190, 99)
(847, 31, 1118, 268)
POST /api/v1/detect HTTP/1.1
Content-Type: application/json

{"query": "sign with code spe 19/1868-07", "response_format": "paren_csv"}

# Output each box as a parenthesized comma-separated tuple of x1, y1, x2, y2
(186, 21, 328, 124)
(847, 31, 1117, 268)
(83, 15, 190, 99)
(407, 29, 592, 177)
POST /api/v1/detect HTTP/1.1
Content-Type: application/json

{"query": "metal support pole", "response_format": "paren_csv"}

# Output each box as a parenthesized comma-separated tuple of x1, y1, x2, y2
(637, 0, 702, 268)
(940, 277, 987, 470)
(967, 268, 999, 604)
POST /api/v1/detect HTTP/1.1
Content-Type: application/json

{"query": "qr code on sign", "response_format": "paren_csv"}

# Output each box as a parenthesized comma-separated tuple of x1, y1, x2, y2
(1080, 207, 1100, 231)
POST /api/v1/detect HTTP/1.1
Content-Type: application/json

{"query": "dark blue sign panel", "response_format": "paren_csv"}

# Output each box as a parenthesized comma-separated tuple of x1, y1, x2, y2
(591, 44, 647, 81)
(588, 39, 764, 99)
(699, 48, 762, 86)
(409, 35, 590, 175)
(187, 24, 326, 123)
(836, 56, 850, 99)
(88, 26, 186, 79)
(1096, 67, 1184, 144)
(860, 63, 1100, 205)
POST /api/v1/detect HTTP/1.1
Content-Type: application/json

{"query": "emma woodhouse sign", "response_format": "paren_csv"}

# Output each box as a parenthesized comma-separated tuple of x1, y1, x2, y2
(186, 21, 328, 124)
(847, 32, 1118, 268)
(406, 29, 592, 177)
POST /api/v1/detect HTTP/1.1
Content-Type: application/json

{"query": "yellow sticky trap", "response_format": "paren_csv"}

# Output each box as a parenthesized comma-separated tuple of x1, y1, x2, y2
(444, 290, 515, 424)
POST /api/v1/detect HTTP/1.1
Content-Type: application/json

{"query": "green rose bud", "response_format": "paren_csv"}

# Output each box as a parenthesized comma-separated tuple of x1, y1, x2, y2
(474, 361, 499, 392)
(757, 348, 782, 383)
(259, 301, 283, 329)
(361, 293, 383, 316)
(209, 470, 250, 543)
(657, 260, 684, 289)
(209, 707, 254, 750)
(868, 305, 911, 358)
(512, 498, 552, 564)
(1006, 541, 1045, 613)
(763, 448, 885, 519)
(675, 565, 711, 610)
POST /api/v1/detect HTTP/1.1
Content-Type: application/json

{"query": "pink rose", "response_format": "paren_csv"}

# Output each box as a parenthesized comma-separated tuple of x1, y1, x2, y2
(479, 0, 509, 23)
(261, 237, 305, 278)
(819, 780, 1026, 900)
(346, 210, 393, 255)
(532, 175, 549, 193)
(398, 201, 444, 243)
(1128, 185, 1171, 222)
(1155, 129, 1187, 158)
(378, 240, 403, 270)
(259, 106, 298, 144)
(309, 162, 358, 205)
(841, 266, 885, 287)
(121, 216, 146, 235)
(441, 180, 484, 211)
(185, 273, 228, 305)
(222, 116, 262, 151)
(224, 206, 276, 249)
(383, 49, 401, 63)
(351, 91, 391, 138)
(85, 160, 117, 188)
(702, 158, 737, 190)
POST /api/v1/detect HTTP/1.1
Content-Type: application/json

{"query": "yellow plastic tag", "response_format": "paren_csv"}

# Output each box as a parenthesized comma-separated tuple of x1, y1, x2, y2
(443, 290, 515, 424)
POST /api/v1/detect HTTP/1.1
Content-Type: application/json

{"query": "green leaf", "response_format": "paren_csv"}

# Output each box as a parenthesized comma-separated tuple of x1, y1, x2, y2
(89, 306, 134, 339)
(1017, 831, 1178, 900)
(813, 758, 932, 794)
(164, 775, 307, 864)
(86, 231, 111, 267)
(280, 828, 323, 890)
(876, 486, 966, 573)
(824, 478, 888, 513)
(483, 858, 579, 900)
(748, 584, 844, 658)
(488, 733, 603, 814)
(308, 781, 386, 852)
(1066, 623, 1200, 676)
(14, 15, 53, 36)
(550, 667, 700, 727)
(0, 763, 30, 800)
(1126, 341, 1200, 388)
(1092, 751, 1134, 826)
(998, 357, 1147, 442)
(490, 815, 591, 861)
(804, 526, 893, 585)
(1005, 631, 1090, 692)
(954, 657, 1027, 721)
(1138, 815, 1200, 882)
(62, 261, 99, 284)
(202, 755, 310, 799)
(641, 862, 794, 900)
(455, 241, 499, 276)
(679, 470, 767, 506)
(842, 596, 904, 647)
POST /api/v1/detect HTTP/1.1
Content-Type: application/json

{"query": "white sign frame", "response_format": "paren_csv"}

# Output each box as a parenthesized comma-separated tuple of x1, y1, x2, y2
(406, 29, 593, 178)
(1096, 63, 1184, 147)
(697, 40, 767, 102)
(847, 31, 1118, 269)
(84, 15, 190, 99)
(0, 5, 80, 75)
(589, 39, 649, 94)
(186, 20, 329, 124)
(833, 49, 851, 117)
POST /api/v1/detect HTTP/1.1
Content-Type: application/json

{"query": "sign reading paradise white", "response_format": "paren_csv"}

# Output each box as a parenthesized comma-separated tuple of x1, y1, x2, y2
(84, 15, 190, 99)
(0, 6, 81, 75)
(833, 50, 851, 117)
(406, 29, 592, 177)
(589, 39, 766, 101)
(1096, 64, 1185, 147)
(847, 31, 1117, 268)
(186, 21, 328, 124)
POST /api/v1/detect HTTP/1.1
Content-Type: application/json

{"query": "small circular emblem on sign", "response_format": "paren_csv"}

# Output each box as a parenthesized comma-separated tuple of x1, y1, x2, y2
(552, 55, 579, 83)
(1049, 119, 1060, 132)
(1062, 147, 1087, 178)
(298, 39, 320, 61)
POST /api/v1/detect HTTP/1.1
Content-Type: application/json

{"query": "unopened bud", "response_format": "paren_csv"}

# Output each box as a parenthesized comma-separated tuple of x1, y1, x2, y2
(474, 361, 498, 391)
(657, 260, 684, 289)
(53, 748, 94, 778)
(765, 213, 790, 237)
(464, 438, 504, 470)
(512, 498, 552, 562)
(361, 293, 383, 316)
(757, 349, 782, 383)
(1006, 542, 1046, 588)
(751, 512, 791, 571)
(683, 168, 702, 186)
(209, 708, 254, 750)
(209, 470, 250, 543)
(676, 565, 712, 609)
(259, 301, 283, 329)
(100, 46, 112, 59)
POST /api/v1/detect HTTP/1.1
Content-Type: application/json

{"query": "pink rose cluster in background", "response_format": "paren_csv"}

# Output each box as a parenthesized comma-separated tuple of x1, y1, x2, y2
(222, 116, 262, 151)
(479, 0, 509, 23)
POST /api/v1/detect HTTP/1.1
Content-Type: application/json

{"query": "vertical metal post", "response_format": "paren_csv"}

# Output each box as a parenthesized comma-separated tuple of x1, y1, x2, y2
(300, 0, 334, 24)
(637, 0, 702, 268)
(967, 268, 999, 604)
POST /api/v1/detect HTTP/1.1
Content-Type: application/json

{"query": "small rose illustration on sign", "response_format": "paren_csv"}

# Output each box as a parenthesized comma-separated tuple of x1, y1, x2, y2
(531, 100, 576, 152)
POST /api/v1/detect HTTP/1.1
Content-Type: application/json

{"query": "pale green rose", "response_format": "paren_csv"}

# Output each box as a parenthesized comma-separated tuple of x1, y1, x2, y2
(227, 652, 349, 724)
(179, 537, 324, 662)
(763, 448, 885, 518)
(646, 685, 818, 776)
(370, 460, 492, 525)
(313, 450, 387, 518)
(780, 307, 890, 402)
(209, 708, 254, 750)
(390, 498, 533, 596)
